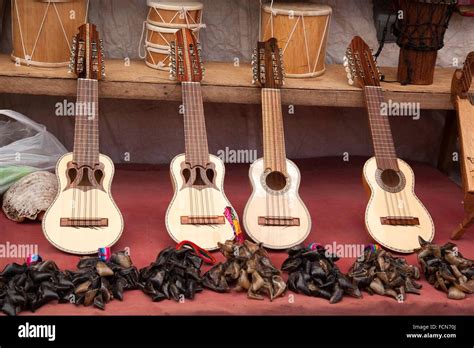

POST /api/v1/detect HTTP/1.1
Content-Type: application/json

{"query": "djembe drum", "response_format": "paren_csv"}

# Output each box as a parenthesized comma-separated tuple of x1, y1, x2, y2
(11, 0, 88, 67)
(260, 2, 332, 78)
(142, 1, 204, 71)
(393, 0, 457, 85)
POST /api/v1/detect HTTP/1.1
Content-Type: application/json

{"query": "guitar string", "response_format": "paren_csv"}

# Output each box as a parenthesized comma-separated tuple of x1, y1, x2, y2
(274, 88, 282, 225)
(87, 81, 94, 226)
(270, 88, 276, 226)
(187, 82, 213, 223)
(189, 82, 200, 221)
(276, 88, 290, 224)
(94, 79, 99, 225)
(366, 87, 391, 216)
(270, 88, 278, 224)
(184, 83, 194, 219)
(187, 82, 198, 220)
(184, 82, 196, 220)
(263, 90, 270, 222)
(195, 82, 214, 223)
(84, 79, 88, 225)
(377, 87, 413, 219)
(380, 86, 409, 219)
(195, 82, 209, 223)
(72, 80, 79, 222)
(375, 86, 402, 218)
(273, 88, 288, 227)
(377, 85, 403, 218)
(194, 82, 211, 223)
(96, 80, 99, 224)
(367, 87, 398, 218)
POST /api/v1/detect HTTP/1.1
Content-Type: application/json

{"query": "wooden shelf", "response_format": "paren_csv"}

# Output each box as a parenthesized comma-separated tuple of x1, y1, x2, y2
(0, 54, 455, 109)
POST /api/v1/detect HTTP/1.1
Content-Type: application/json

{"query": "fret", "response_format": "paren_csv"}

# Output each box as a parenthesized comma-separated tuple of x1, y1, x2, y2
(182, 82, 210, 167)
(73, 78, 100, 166)
(262, 88, 287, 175)
(364, 86, 399, 171)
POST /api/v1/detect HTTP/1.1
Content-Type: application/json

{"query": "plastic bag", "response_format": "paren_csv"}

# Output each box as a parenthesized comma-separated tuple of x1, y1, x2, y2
(0, 110, 67, 194)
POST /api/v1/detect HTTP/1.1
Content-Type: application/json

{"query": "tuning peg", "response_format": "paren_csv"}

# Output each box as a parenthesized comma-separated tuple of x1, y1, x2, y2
(343, 56, 349, 68)
(348, 78, 354, 86)
(170, 67, 176, 79)
(68, 37, 77, 73)
(251, 48, 258, 67)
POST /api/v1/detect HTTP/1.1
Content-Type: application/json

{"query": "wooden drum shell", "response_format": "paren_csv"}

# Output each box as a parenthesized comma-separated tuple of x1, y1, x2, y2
(11, 0, 88, 67)
(394, 0, 455, 85)
(145, 45, 171, 71)
(261, 3, 332, 78)
(397, 49, 438, 85)
(146, 1, 203, 29)
(146, 23, 178, 50)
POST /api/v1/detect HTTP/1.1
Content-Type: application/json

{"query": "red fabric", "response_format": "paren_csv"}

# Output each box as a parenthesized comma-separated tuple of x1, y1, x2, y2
(1, 157, 473, 315)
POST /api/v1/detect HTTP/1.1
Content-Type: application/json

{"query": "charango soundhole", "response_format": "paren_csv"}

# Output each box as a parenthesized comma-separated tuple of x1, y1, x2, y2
(266, 171, 287, 191)
(376, 168, 406, 193)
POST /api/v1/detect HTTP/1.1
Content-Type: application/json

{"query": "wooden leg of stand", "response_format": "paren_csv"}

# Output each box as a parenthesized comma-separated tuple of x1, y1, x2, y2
(451, 213, 474, 240)
(437, 111, 458, 175)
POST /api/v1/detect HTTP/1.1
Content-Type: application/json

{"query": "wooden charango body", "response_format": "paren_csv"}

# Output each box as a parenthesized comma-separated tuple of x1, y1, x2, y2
(345, 36, 434, 253)
(244, 158, 311, 249)
(42, 24, 123, 255)
(166, 154, 235, 250)
(244, 39, 311, 249)
(165, 29, 237, 250)
(363, 157, 434, 253)
(42, 153, 123, 255)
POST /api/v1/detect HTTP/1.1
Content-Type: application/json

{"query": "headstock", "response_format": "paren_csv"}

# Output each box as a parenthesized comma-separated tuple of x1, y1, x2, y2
(452, 52, 474, 102)
(170, 29, 204, 82)
(344, 36, 381, 88)
(69, 23, 105, 80)
(251, 38, 284, 89)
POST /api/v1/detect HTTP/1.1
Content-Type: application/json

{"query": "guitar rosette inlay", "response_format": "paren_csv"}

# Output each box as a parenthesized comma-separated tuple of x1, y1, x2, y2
(375, 168, 406, 193)
(261, 170, 290, 195)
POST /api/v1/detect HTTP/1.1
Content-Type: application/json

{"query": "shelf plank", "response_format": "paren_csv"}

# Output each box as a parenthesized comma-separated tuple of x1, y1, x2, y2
(0, 54, 455, 109)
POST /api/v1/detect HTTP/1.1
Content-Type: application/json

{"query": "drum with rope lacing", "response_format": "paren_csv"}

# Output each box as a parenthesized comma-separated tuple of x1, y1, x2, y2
(393, 0, 457, 85)
(11, 0, 89, 68)
(260, 1, 332, 78)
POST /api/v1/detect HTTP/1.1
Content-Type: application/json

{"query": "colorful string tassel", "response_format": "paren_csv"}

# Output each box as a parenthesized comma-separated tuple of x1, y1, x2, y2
(26, 254, 42, 266)
(224, 206, 244, 243)
(98, 247, 112, 262)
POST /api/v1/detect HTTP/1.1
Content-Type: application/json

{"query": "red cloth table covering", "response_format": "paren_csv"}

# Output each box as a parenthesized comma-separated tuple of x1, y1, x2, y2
(0, 157, 472, 315)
